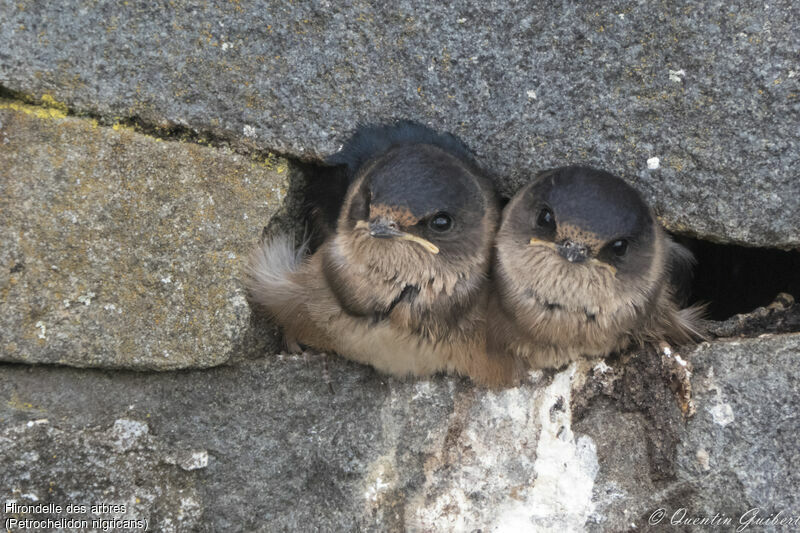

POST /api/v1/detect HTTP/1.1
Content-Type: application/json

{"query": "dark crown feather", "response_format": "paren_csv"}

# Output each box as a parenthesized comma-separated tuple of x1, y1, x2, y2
(327, 120, 479, 180)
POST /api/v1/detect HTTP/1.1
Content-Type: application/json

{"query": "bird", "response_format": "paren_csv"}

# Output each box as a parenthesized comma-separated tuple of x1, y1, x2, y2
(488, 165, 705, 370)
(245, 121, 519, 386)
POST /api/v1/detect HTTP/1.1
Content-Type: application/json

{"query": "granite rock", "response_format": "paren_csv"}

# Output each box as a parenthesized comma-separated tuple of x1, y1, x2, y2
(577, 333, 800, 531)
(1, 334, 797, 531)
(1, 2, 799, 530)
(0, 102, 290, 369)
(0, 417, 204, 532)
(1, 1, 798, 247)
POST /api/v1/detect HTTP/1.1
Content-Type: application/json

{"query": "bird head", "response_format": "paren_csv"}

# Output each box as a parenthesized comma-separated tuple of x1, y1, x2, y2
(495, 165, 665, 337)
(322, 125, 499, 327)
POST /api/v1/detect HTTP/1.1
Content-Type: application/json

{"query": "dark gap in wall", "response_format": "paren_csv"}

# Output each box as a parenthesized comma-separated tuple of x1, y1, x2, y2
(675, 236, 800, 321)
(297, 162, 349, 250)
(0, 85, 25, 100)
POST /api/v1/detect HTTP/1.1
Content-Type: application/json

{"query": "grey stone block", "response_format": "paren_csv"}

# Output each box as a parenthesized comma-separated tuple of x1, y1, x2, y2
(0, 103, 290, 369)
(1, 334, 797, 531)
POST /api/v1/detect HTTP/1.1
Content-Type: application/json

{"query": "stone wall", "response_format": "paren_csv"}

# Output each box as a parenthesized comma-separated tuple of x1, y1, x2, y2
(1, 1, 798, 531)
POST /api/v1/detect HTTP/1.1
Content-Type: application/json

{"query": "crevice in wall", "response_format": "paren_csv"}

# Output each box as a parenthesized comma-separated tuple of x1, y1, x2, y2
(0, 84, 313, 166)
(674, 235, 800, 332)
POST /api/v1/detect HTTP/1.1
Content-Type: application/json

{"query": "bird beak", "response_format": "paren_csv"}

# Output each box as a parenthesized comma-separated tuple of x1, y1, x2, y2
(364, 218, 405, 239)
(556, 239, 589, 264)
(529, 236, 617, 274)
(355, 220, 440, 254)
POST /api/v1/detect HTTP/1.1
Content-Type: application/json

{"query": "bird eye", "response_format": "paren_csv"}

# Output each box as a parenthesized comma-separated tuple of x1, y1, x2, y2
(429, 212, 453, 232)
(611, 239, 628, 257)
(536, 207, 555, 230)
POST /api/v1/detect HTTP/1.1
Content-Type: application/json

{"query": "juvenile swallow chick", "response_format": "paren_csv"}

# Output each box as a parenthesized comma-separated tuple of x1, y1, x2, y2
(246, 121, 518, 386)
(489, 165, 705, 370)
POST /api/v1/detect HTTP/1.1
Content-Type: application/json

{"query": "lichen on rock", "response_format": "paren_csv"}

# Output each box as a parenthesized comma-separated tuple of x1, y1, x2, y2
(0, 104, 290, 369)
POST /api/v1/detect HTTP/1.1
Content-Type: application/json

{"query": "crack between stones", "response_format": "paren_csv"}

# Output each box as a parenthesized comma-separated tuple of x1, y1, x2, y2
(0, 84, 313, 172)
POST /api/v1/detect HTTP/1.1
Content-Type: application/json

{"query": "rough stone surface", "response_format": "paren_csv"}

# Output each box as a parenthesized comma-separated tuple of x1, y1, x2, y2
(1, 1, 798, 247)
(0, 418, 204, 532)
(0, 103, 290, 369)
(577, 333, 800, 531)
(1, 334, 797, 531)
(1, 2, 799, 530)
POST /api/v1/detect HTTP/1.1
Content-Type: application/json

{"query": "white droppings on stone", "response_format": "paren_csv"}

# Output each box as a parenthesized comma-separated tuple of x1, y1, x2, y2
(364, 476, 391, 502)
(34, 321, 46, 339)
(411, 381, 434, 401)
(709, 403, 734, 426)
(520, 365, 599, 531)
(526, 89, 537, 99)
(457, 17, 466, 23)
(77, 291, 96, 306)
(243, 124, 256, 137)
(243, 213, 248, 220)
(109, 418, 149, 452)
(527, 369, 544, 381)
(696, 448, 711, 471)
(362, 457, 397, 508)
(51, 265, 59, 271)
(221, 42, 231, 51)
(412, 364, 600, 531)
(618, 13, 625, 19)
(669, 69, 686, 83)
(674, 354, 688, 367)
(161, 275, 172, 284)
(20, 492, 39, 502)
(179, 450, 209, 471)
(63, 299, 71, 308)
(647, 157, 660, 169)
(482, 386, 530, 426)
(26, 419, 49, 427)
(227, 252, 236, 259)
(704, 367, 736, 427)
(593, 360, 612, 374)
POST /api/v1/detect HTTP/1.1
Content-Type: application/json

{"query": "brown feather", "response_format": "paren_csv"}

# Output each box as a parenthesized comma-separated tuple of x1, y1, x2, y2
(489, 169, 706, 370)
(245, 140, 521, 387)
